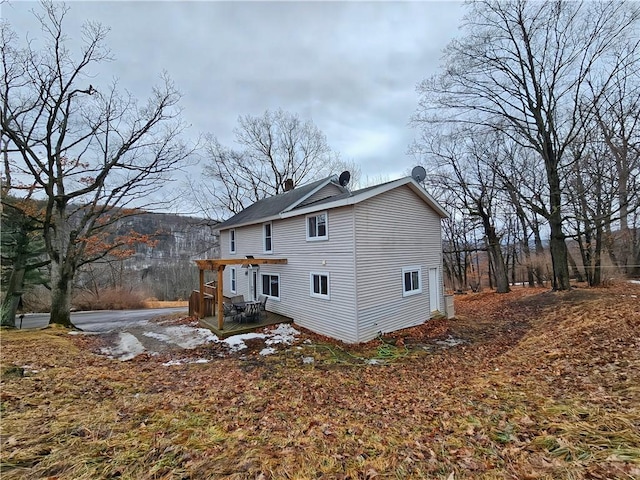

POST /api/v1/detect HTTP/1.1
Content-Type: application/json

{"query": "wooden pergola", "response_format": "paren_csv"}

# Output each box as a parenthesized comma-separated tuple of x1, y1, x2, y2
(194, 258, 288, 329)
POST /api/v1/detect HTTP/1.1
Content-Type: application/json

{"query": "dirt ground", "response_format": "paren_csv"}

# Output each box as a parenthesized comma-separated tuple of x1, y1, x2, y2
(1, 282, 639, 479)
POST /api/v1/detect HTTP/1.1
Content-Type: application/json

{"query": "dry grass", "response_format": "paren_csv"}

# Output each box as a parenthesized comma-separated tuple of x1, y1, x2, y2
(1, 283, 639, 479)
(142, 299, 189, 309)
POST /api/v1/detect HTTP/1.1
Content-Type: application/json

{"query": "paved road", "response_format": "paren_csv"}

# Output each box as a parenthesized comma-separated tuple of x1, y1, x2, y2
(15, 307, 188, 332)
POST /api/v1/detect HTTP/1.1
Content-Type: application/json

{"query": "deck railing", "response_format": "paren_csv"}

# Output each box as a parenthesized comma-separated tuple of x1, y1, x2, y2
(188, 281, 217, 318)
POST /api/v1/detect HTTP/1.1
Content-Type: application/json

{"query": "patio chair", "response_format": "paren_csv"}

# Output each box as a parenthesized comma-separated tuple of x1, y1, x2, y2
(258, 295, 268, 318)
(223, 302, 237, 317)
(230, 295, 244, 304)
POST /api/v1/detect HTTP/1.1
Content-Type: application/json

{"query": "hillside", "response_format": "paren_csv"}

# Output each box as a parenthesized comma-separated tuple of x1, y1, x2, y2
(1, 283, 638, 479)
(71, 212, 220, 305)
(116, 212, 219, 263)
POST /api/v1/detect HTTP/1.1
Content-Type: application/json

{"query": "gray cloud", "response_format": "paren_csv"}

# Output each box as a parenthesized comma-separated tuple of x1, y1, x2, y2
(4, 0, 464, 191)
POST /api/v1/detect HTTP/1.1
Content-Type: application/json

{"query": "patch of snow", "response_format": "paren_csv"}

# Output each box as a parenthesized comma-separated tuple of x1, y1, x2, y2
(264, 324, 300, 346)
(260, 347, 276, 356)
(101, 332, 146, 361)
(628, 280, 640, 285)
(67, 330, 101, 336)
(143, 331, 171, 342)
(142, 326, 218, 349)
(436, 336, 465, 348)
(223, 332, 266, 352)
(366, 358, 384, 365)
(164, 326, 219, 349)
(302, 356, 315, 365)
(162, 358, 210, 366)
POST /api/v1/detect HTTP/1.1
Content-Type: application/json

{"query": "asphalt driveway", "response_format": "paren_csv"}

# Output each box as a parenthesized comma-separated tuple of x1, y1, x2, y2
(14, 307, 188, 331)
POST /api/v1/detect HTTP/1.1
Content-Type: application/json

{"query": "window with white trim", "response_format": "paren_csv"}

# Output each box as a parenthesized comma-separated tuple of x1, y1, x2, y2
(229, 267, 237, 293)
(229, 229, 236, 254)
(402, 266, 422, 297)
(310, 272, 330, 299)
(306, 212, 328, 241)
(261, 273, 280, 300)
(263, 222, 272, 253)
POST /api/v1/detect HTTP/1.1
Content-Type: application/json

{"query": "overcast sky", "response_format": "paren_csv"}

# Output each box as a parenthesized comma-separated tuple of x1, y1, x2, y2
(3, 0, 464, 208)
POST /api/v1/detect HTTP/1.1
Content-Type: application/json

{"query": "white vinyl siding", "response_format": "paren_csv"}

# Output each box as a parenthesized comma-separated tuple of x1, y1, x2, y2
(355, 185, 444, 341)
(310, 272, 330, 299)
(402, 266, 422, 297)
(263, 222, 273, 253)
(218, 183, 443, 343)
(306, 211, 328, 241)
(222, 207, 357, 342)
(229, 267, 237, 294)
(229, 229, 236, 254)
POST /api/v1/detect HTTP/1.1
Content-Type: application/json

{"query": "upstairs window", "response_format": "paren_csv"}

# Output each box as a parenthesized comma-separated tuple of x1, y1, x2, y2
(264, 222, 273, 253)
(229, 229, 236, 254)
(310, 272, 330, 299)
(402, 266, 422, 297)
(306, 212, 328, 241)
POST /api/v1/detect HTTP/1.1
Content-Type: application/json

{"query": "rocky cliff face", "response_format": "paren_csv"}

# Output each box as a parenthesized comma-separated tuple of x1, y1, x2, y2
(117, 213, 219, 265)
(74, 213, 220, 301)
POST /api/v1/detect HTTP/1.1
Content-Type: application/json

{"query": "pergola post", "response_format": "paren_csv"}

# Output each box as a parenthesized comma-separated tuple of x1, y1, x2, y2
(199, 268, 205, 319)
(217, 265, 224, 330)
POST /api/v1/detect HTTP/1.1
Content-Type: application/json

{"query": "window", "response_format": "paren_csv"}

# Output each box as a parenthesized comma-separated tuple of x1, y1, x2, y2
(261, 273, 280, 300)
(310, 272, 330, 299)
(230, 267, 237, 293)
(402, 266, 422, 297)
(263, 222, 272, 253)
(306, 211, 328, 241)
(229, 229, 236, 254)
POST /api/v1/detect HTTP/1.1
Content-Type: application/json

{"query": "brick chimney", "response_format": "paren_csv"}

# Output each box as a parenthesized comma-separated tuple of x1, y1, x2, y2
(283, 178, 294, 191)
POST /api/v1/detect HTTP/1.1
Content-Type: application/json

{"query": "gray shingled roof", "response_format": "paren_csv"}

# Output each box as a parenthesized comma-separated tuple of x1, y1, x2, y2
(216, 175, 447, 230)
(216, 176, 335, 230)
(291, 179, 395, 210)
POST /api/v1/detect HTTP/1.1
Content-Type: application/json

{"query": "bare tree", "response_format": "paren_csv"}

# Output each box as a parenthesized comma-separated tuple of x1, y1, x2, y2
(414, 0, 640, 290)
(199, 108, 346, 218)
(418, 129, 511, 293)
(589, 61, 640, 275)
(1, 2, 193, 327)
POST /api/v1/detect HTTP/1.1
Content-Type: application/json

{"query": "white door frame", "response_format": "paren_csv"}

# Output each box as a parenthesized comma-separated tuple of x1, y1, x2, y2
(429, 267, 441, 313)
(247, 267, 259, 301)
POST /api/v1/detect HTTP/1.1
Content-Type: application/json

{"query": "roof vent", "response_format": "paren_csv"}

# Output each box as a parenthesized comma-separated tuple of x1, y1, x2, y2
(283, 178, 294, 191)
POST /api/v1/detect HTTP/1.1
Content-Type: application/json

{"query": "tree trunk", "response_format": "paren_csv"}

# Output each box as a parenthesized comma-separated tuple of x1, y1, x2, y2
(486, 232, 510, 293)
(50, 260, 74, 327)
(546, 162, 571, 290)
(47, 206, 77, 327)
(567, 249, 584, 284)
(1, 266, 25, 327)
(593, 224, 603, 286)
(531, 221, 546, 287)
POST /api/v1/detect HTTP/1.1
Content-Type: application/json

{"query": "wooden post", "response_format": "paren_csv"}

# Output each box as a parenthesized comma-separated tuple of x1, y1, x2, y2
(199, 268, 205, 319)
(217, 265, 225, 330)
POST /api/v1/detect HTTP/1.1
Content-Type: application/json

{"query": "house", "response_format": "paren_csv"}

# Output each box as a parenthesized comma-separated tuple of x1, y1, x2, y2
(212, 173, 448, 343)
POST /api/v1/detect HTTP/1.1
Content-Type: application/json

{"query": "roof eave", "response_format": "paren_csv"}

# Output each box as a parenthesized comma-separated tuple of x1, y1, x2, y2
(214, 214, 282, 232)
(280, 175, 339, 213)
(280, 177, 449, 219)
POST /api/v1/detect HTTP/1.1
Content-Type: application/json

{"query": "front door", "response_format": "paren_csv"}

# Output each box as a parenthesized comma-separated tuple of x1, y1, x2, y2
(429, 267, 440, 313)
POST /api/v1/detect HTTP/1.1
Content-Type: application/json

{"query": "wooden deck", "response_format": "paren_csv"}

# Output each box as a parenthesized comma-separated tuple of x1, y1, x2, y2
(199, 310, 293, 338)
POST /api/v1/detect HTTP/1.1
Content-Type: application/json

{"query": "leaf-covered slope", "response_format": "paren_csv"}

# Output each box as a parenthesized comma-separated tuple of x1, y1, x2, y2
(1, 284, 638, 479)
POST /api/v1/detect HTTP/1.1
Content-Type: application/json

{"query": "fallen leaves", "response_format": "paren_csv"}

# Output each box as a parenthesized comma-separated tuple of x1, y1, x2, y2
(1, 283, 639, 478)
